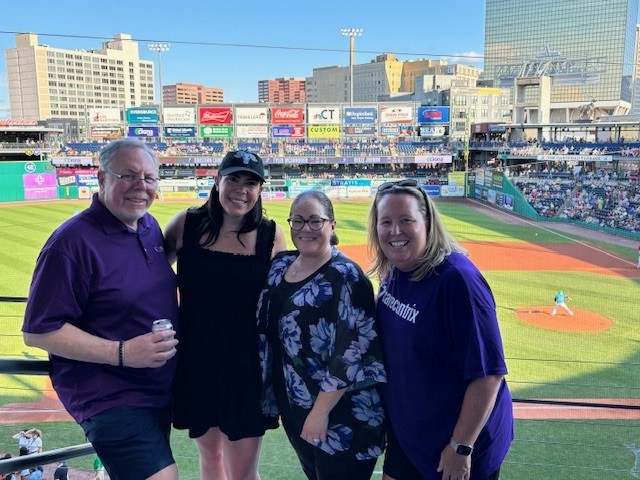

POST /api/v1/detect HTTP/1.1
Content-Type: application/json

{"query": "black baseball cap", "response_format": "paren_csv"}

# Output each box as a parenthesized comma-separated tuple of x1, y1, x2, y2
(218, 150, 265, 182)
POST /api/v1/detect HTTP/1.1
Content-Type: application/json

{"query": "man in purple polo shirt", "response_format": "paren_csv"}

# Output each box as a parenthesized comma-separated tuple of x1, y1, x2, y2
(23, 138, 179, 480)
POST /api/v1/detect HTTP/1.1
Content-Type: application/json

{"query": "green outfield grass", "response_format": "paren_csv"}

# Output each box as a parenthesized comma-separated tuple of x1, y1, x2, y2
(1, 198, 639, 479)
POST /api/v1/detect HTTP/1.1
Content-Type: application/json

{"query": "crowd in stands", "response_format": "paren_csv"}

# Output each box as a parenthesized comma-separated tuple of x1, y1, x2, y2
(52, 140, 454, 158)
(559, 178, 640, 232)
(515, 179, 576, 217)
(510, 165, 640, 233)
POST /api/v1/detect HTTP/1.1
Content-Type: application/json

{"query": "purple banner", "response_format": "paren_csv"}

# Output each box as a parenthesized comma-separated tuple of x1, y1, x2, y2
(23, 173, 58, 200)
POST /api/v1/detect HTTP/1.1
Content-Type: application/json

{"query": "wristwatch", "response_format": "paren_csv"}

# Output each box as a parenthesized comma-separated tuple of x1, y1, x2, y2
(450, 437, 474, 456)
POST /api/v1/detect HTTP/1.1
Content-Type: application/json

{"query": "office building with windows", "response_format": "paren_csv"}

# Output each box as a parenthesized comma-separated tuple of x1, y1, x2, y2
(163, 82, 224, 105)
(483, 0, 639, 121)
(5, 33, 155, 135)
(258, 77, 305, 103)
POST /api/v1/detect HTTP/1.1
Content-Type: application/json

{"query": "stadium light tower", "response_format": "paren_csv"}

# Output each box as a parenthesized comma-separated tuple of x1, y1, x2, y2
(148, 43, 171, 138)
(340, 28, 363, 106)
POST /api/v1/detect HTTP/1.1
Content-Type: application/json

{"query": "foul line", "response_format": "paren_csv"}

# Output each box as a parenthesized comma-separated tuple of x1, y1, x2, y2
(466, 199, 637, 269)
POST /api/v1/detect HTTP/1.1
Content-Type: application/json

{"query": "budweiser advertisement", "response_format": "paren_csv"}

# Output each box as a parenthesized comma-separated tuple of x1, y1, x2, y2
(271, 107, 304, 124)
(199, 107, 233, 125)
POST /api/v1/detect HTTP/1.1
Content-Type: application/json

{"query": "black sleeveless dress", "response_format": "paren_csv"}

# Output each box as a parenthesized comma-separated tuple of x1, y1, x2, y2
(172, 211, 279, 440)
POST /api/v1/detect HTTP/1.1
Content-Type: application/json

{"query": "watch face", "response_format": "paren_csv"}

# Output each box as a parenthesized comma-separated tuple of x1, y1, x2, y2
(456, 444, 473, 456)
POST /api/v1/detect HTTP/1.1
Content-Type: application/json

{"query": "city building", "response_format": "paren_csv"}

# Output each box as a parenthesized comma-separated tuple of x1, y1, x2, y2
(5, 33, 155, 137)
(631, 24, 640, 115)
(306, 54, 482, 103)
(163, 82, 224, 105)
(421, 86, 511, 142)
(483, 0, 639, 124)
(306, 54, 405, 103)
(258, 77, 305, 103)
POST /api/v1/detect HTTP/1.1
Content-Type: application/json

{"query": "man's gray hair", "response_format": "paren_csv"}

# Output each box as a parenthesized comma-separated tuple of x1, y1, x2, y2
(98, 138, 159, 172)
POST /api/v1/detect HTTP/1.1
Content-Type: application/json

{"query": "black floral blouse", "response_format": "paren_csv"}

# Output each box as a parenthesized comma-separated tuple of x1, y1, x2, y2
(256, 247, 387, 460)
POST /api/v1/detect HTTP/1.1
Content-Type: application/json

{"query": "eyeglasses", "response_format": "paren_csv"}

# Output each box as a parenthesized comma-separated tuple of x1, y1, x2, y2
(106, 171, 159, 185)
(287, 217, 330, 231)
(377, 179, 419, 193)
(376, 179, 430, 211)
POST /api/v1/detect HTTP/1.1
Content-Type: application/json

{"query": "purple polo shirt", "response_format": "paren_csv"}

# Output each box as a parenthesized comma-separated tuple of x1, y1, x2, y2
(376, 253, 513, 479)
(23, 194, 178, 424)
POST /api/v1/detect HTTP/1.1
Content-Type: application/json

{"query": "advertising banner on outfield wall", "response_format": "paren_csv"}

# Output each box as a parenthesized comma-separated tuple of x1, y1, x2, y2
(271, 107, 304, 124)
(417, 106, 450, 124)
(308, 125, 340, 139)
(344, 126, 377, 136)
(440, 185, 465, 197)
(272, 126, 305, 138)
(127, 126, 159, 137)
(415, 155, 452, 164)
(127, 108, 159, 124)
(164, 107, 196, 125)
(51, 157, 95, 166)
(343, 107, 377, 124)
(164, 126, 197, 137)
(200, 126, 233, 138)
(235, 107, 269, 125)
(23, 173, 57, 200)
(90, 126, 122, 139)
(380, 125, 413, 137)
(236, 125, 269, 138)
(308, 107, 341, 124)
(199, 107, 232, 125)
(88, 108, 121, 125)
(423, 184, 441, 197)
(380, 106, 413, 124)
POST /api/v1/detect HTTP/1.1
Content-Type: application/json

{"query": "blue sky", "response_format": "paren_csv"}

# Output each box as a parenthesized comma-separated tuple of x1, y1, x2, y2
(0, 0, 487, 118)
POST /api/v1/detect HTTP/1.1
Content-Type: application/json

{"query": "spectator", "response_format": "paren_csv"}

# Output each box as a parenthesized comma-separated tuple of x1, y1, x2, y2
(53, 461, 68, 480)
(25, 430, 41, 454)
(256, 190, 387, 479)
(22, 138, 180, 480)
(368, 179, 514, 480)
(11, 430, 31, 452)
(25, 468, 42, 480)
(93, 455, 105, 480)
(164, 150, 286, 479)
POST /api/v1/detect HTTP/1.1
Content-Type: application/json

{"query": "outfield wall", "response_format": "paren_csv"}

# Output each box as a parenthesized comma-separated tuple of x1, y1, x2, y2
(0, 162, 466, 202)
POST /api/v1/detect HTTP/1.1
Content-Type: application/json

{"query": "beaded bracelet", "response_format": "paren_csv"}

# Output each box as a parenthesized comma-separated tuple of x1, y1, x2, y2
(118, 340, 125, 367)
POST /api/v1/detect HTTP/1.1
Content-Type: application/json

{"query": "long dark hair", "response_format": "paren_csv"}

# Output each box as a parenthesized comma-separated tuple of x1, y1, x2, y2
(192, 176, 265, 248)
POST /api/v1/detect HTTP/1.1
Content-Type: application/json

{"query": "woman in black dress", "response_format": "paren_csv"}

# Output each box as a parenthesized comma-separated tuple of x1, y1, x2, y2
(165, 150, 286, 480)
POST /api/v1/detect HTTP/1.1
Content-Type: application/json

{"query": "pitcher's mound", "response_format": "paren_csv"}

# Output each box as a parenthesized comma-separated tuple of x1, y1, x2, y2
(516, 306, 613, 332)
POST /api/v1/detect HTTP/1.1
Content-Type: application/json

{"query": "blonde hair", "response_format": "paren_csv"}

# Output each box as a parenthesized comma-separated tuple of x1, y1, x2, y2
(367, 185, 466, 282)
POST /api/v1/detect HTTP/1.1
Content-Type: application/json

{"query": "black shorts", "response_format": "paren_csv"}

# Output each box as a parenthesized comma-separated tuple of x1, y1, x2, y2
(81, 406, 175, 480)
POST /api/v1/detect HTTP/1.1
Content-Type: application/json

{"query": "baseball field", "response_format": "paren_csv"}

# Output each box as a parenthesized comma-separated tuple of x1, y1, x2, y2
(1, 197, 639, 479)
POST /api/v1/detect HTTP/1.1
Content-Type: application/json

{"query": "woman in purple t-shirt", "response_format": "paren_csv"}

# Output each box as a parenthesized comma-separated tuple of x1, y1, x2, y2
(367, 179, 514, 480)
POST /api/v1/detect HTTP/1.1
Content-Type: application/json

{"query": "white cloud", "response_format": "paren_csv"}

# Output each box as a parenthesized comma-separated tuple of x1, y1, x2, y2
(445, 50, 484, 69)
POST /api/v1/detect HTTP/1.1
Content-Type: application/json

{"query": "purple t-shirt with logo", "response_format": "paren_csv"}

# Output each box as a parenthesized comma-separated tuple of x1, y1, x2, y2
(23, 194, 178, 423)
(376, 252, 513, 479)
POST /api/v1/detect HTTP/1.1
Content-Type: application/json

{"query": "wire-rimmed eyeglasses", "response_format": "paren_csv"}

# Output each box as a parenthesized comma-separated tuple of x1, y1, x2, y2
(106, 171, 159, 186)
(287, 217, 330, 231)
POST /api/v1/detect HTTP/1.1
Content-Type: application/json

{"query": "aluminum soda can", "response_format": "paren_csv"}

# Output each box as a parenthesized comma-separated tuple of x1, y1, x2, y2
(152, 319, 173, 332)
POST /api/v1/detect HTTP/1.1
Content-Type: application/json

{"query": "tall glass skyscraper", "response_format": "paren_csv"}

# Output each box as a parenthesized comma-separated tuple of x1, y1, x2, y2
(484, 0, 639, 110)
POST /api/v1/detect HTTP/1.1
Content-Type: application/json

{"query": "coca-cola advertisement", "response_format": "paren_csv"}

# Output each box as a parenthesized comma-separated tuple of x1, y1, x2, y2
(271, 107, 304, 124)
(199, 107, 233, 125)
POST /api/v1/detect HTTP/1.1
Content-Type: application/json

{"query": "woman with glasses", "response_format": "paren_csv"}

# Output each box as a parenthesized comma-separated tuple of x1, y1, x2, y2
(256, 190, 387, 480)
(368, 180, 514, 480)
(164, 150, 286, 480)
